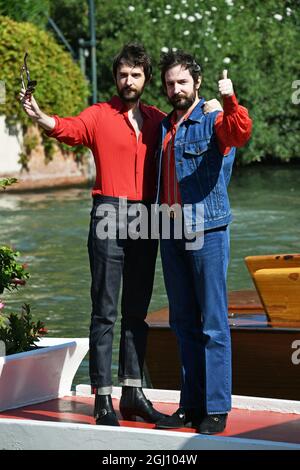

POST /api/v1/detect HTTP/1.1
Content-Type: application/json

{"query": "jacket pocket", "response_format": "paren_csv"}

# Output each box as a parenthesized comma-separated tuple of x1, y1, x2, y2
(183, 140, 209, 158)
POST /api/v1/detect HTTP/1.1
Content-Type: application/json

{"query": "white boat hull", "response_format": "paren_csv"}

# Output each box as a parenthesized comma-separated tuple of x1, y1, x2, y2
(0, 337, 89, 411)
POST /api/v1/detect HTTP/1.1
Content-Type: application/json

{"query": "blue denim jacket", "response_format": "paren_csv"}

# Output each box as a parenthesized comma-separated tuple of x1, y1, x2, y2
(155, 98, 236, 232)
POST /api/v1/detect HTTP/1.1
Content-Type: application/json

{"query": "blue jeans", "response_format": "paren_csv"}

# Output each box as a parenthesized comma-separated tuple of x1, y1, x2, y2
(160, 224, 231, 414)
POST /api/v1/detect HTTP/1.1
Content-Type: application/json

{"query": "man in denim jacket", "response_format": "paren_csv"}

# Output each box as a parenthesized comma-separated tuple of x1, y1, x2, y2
(155, 50, 252, 434)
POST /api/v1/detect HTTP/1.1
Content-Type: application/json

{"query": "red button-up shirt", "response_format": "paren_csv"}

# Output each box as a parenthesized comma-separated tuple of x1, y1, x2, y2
(48, 96, 165, 201)
(161, 94, 252, 205)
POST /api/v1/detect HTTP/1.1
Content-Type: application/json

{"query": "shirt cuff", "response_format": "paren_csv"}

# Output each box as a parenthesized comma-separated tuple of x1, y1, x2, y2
(223, 94, 239, 114)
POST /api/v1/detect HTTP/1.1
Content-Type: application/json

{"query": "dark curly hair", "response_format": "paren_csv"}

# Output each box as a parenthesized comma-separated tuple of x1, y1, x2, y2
(112, 43, 152, 82)
(160, 49, 202, 88)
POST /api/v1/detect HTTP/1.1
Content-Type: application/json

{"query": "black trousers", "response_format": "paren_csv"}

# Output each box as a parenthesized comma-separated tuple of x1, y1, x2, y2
(88, 195, 158, 392)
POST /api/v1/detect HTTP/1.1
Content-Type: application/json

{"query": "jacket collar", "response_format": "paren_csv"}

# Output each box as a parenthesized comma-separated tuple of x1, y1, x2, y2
(162, 97, 206, 127)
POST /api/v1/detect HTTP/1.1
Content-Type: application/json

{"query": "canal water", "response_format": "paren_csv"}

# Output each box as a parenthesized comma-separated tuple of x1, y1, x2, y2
(1, 165, 300, 387)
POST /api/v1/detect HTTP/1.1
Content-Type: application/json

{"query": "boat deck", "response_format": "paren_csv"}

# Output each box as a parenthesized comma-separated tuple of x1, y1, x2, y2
(1, 391, 300, 449)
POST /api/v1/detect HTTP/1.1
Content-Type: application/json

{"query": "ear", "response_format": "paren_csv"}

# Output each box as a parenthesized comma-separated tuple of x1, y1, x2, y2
(195, 76, 202, 90)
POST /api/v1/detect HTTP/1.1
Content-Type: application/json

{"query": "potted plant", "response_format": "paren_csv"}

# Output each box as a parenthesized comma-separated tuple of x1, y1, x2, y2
(0, 179, 89, 411)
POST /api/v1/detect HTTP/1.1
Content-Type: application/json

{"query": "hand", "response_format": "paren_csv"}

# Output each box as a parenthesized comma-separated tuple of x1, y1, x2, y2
(203, 98, 223, 114)
(19, 88, 42, 120)
(218, 69, 234, 97)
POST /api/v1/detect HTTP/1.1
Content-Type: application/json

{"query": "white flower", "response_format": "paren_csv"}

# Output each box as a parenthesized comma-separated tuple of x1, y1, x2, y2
(256, 16, 260, 20)
(217, 43, 222, 48)
(128, 5, 135, 12)
(164, 10, 170, 14)
(172, 47, 178, 52)
(181, 0, 187, 4)
(161, 47, 169, 53)
(225, 0, 234, 6)
(205, 10, 211, 15)
(181, 12, 187, 19)
(152, 18, 157, 23)
(240, 5, 244, 9)
(274, 14, 283, 21)
(195, 13, 203, 19)
(146, 8, 151, 13)
(174, 13, 180, 20)
(223, 57, 231, 64)
(286, 7, 292, 16)
(204, 57, 209, 62)
(188, 16, 196, 22)
(183, 30, 190, 36)
(226, 14, 232, 20)
(166, 4, 172, 9)
(211, 6, 217, 11)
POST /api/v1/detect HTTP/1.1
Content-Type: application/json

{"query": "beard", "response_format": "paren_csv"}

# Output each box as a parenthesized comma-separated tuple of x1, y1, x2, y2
(168, 90, 197, 111)
(117, 85, 144, 103)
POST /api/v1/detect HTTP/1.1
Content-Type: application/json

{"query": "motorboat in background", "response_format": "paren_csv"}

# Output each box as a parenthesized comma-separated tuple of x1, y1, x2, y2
(145, 254, 300, 401)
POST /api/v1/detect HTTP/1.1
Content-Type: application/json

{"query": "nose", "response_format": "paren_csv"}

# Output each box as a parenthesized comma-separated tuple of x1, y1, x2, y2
(173, 83, 181, 95)
(126, 75, 133, 86)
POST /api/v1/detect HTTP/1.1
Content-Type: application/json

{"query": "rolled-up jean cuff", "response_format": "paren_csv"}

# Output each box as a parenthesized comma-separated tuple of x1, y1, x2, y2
(94, 386, 113, 395)
(119, 378, 142, 387)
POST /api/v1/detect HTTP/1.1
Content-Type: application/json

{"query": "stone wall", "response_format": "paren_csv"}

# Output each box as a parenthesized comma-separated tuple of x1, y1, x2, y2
(0, 117, 95, 191)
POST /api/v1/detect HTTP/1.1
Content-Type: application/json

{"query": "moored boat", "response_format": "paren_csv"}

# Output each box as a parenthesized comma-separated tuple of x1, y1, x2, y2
(145, 254, 300, 401)
(145, 298, 300, 400)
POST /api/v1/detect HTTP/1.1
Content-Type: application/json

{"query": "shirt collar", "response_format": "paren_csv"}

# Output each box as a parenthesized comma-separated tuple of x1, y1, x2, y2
(163, 97, 206, 126)
(184, 97, 206, 122)
(110, 95, 151, 119)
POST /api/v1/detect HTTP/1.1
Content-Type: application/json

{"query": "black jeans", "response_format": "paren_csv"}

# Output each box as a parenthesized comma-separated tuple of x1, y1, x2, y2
(88, 195, 158, 393)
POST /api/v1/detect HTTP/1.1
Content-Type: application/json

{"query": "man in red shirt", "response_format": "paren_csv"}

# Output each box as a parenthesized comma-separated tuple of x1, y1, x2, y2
(20, 43, 166, 426)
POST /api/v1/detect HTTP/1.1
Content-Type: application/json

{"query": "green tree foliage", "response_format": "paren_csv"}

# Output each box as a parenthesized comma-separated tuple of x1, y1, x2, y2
(0, 15, 89, 125)
(48, 0, 300, 163)
(1, 1, 300, 163)
(0, 0, 50, 27)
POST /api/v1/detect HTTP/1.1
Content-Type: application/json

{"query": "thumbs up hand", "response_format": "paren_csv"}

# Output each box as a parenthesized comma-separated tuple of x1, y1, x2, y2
(218, 69, 234, 97)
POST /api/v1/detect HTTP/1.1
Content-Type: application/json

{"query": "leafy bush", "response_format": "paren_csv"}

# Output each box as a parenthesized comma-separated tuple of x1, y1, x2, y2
(0, 178, 18, 190)
(0, 303, 47, 355)
(0, 180, 47, 356)
(0, 15, 89, 123)
(0, 246, 29, 294)
(0, 15, 90, 166)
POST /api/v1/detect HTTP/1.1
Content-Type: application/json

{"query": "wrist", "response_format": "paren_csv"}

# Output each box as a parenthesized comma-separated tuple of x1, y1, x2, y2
(222, 94, 238, 113)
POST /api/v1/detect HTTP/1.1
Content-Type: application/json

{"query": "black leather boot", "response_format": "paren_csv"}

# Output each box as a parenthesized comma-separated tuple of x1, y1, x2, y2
(94, 394, 120, 426)
(156, 407, 204, 429)
(197, 413, 228, 434)
(119, 386, 166, 423)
